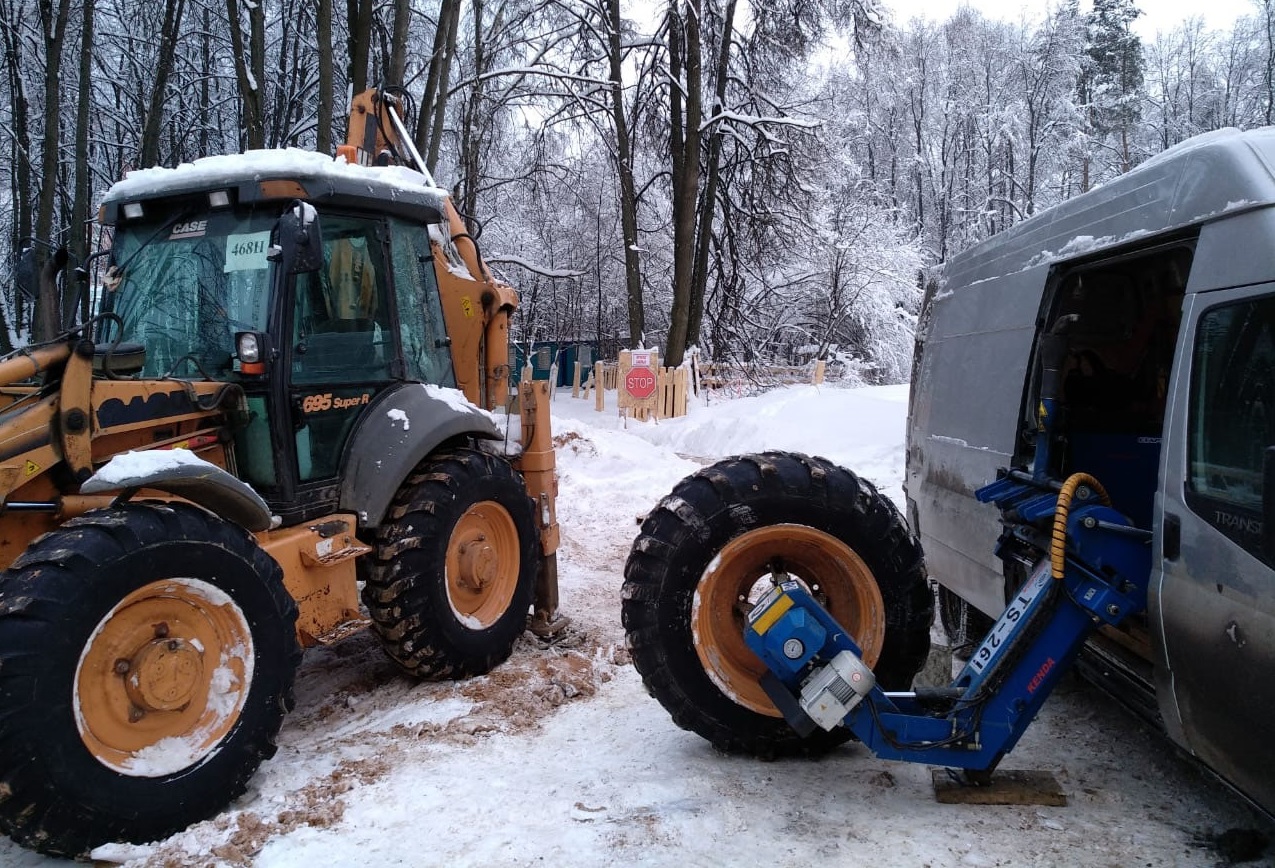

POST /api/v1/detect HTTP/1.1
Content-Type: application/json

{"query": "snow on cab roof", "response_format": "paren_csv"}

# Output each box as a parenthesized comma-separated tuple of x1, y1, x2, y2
(102, 148, 449, 212)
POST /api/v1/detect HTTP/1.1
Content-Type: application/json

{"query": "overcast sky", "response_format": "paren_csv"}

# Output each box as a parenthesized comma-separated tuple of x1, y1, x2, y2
(881, 0, 1256, 38)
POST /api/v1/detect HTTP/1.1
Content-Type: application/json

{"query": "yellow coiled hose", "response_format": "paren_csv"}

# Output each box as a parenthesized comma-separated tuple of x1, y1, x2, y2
(1051, 473, 1111, 580)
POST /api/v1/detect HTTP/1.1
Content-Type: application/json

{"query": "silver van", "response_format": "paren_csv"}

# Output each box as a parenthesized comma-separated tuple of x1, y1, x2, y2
(908, 128, 1275, 816)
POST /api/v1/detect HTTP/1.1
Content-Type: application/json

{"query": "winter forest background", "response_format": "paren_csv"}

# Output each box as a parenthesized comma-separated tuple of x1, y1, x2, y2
(0, 0, 1267, 381)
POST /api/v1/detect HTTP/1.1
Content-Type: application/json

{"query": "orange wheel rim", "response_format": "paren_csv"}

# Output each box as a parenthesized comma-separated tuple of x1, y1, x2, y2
(74, 578, 254, 777)
(692, 524, 885, 717)
(445, 500, 520, 628)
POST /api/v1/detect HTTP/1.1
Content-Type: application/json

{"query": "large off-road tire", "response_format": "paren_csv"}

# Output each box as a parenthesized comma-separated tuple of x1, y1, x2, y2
(623, 452, 932, 757)
(0, 502, 300, 857)
(363, 447, 538, 679)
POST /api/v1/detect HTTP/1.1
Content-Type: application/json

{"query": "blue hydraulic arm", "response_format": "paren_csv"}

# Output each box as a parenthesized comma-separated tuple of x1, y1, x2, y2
(745, 471, 1152, 773)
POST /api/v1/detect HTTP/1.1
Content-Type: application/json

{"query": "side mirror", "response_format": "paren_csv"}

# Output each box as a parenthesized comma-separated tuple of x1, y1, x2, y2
(35, 247, 68, 342)
(268, 200, 323, 275)
(74, 248, 112, 285)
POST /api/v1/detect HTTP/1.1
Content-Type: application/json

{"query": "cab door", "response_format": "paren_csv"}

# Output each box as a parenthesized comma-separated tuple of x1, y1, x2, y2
(289, 214, 396, 484)
(1154, 285, 1275, 811)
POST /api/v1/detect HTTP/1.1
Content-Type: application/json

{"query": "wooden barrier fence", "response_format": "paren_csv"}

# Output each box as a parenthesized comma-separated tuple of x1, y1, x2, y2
(571, 354, 826, 418)
(579, 358, 687, 420)
(579, 362, 616, 409)
(697, 359, 826, 390)
(652, 366, 689, 420)
(575, 356, 825, 415)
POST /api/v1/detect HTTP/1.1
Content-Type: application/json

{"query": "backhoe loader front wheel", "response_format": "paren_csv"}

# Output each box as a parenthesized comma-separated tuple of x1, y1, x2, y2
(0, 502, 300, 858)
(623, 452, 932, 757)
(363, 447, 538, 679)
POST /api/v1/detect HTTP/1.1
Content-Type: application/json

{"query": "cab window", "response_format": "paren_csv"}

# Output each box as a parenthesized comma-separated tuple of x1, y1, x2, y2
(292, 215, 394, 384)
(1187, 294, 1275, 556)
(389, 218, 455, 386)
(107, 209, 274, 378)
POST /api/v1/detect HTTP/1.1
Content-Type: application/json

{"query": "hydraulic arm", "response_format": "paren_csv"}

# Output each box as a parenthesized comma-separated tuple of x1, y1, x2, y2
(746, 471, 1153, 774)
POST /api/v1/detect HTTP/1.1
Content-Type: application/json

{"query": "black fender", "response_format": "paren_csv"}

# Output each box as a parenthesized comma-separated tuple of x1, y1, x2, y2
(338, 383, 504, 529)
(80, 452, 273, 531)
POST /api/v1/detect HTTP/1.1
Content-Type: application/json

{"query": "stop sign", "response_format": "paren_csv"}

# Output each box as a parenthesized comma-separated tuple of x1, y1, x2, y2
(625, 366, 657, 400)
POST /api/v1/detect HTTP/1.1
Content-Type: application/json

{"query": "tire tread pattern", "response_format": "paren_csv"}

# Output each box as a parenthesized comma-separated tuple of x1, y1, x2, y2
(622, 452, 933, 758)
(362, 447, 538, 680)
(0, 502, 300, 857)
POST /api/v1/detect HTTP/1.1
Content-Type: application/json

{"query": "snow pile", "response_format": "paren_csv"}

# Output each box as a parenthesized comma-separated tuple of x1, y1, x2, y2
(383, 385, 501, 434)
(552, 383, 910, 504)
(422, 383, 496, 424)
(86, 447, 219, 487)
(104, 149, 447, 207)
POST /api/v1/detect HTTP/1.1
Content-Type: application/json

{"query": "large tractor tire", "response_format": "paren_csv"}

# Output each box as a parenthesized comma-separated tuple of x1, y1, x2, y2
(0, 502, 300, 857)
(623, 452, 932, 757)
(363, 447, 538, 679)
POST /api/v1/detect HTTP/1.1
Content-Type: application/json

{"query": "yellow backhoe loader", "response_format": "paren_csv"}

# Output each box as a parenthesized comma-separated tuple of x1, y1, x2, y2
(0, 87, 563, 857)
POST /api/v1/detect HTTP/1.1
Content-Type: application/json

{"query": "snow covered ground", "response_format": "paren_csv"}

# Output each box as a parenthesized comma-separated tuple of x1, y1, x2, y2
(3, 383, 1269, 867)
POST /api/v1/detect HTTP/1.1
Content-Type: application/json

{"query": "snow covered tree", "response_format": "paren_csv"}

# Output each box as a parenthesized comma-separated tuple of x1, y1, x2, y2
(661, 0, 887, 368)
(225, 0, 266, 150)
(801, 183, 924, 383)
(1079, 0, 1145, 183)
(0, 0, 1271, 372)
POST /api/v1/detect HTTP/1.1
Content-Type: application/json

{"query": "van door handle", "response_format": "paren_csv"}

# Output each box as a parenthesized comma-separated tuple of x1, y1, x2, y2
(1163, 512, 1181, 561)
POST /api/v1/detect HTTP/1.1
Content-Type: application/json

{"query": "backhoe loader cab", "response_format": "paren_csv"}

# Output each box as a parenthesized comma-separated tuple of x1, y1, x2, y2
(97, 151, 475, 521)
(0, 90, 561, 857)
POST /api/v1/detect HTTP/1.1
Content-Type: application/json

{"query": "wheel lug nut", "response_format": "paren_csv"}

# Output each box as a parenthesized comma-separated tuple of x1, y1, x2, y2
(167, 639, 180, 652)
(114, 658, 130, 675)
(128, 705, 145, 723)
(153, 622, 169, 638)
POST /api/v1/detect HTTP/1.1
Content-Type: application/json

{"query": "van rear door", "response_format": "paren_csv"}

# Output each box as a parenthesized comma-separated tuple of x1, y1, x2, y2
(1155, 285, 1275, 812)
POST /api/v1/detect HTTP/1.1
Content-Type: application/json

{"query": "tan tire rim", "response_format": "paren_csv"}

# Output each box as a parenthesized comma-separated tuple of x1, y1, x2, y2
(74, 578, 254, 777)
(692, 523, 885, 717)
(445, 500, 520, 628)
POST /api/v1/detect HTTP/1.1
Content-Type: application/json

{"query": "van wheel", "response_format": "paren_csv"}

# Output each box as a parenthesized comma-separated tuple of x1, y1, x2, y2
(938, 586, 994, 660)
(363, 448, 538, 679)
(0, 503, 299, 857)
(623, 452, 932, 757)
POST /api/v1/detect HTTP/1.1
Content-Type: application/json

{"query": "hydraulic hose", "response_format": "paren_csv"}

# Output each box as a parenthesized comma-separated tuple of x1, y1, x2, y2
(1050, 472, 1111, 580)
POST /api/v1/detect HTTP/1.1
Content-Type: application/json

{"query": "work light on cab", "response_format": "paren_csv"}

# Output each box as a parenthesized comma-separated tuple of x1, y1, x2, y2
(236, 331, 265, 376)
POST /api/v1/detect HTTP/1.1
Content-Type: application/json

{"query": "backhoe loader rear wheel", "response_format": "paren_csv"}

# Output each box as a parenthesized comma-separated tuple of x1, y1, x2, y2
(0, 502, 300, 858)
(363, 447, 538, 679)
(623, 452, 932, 757)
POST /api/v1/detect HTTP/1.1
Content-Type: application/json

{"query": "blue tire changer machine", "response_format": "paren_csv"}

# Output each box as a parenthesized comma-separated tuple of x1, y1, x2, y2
(746, 329, 1153, 778)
